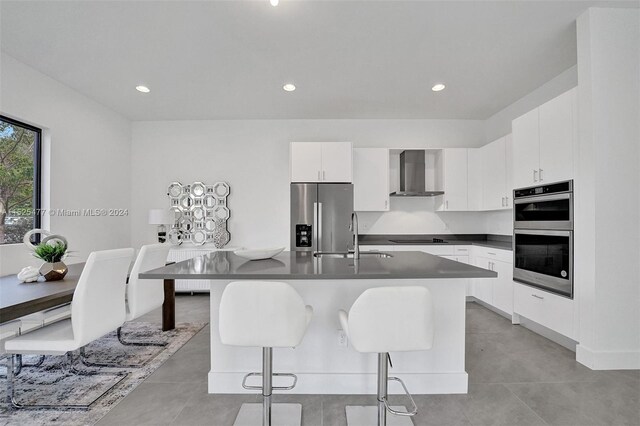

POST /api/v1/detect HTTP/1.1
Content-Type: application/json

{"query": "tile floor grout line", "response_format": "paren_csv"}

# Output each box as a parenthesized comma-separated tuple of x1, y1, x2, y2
(506, 386, 551, 426)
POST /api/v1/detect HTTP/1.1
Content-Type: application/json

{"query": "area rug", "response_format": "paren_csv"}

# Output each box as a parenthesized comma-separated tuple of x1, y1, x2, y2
(0, 321, 206, 426)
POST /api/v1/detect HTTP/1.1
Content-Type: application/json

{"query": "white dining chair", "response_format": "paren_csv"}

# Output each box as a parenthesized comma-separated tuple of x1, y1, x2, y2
(20, 303, 72, 332)
(0, 320, 22, 379)
(4, 248, 134, 410)
(338, 286, 435, 426)
(80, 243, 171, 369)
(119, 243, 171, 345)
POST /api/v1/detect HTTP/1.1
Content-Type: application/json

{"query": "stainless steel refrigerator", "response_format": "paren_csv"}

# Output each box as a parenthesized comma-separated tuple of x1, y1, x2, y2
(290, 183, 354, 253)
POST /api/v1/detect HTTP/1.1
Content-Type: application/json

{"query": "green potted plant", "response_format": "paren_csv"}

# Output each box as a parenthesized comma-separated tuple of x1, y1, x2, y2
(34, 241, 68, 281)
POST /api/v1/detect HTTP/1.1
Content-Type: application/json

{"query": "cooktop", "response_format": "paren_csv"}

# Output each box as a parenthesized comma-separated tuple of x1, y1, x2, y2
(388, 238, 449, 244)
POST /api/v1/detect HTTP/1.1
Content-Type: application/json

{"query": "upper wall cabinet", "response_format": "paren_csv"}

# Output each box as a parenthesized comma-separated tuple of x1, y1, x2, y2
(467, 149, 484, 211)
(438, 149, 468, 211)
(481, 137, 507, 211)
(354, 148, 390, 211)
(290, 142, 353, 183)
(476, 136, 512, 211)
(512, 88, 576, 189)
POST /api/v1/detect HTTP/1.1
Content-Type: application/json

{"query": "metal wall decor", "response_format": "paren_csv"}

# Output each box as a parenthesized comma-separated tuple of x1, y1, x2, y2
(167, 181, 231, 247)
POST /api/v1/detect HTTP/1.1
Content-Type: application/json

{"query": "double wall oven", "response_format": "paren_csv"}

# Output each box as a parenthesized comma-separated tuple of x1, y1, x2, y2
(513, 181, 573, 298)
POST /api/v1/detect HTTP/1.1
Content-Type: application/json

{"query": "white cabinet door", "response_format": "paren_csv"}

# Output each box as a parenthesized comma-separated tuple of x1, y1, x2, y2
(467, 148, 483, 211)
(504, 133, 514, 208)
(512, 109, 540, 189)
(354, 148, 389, 211)
(321, 142, 352, 182)
(440, 149, 468, 211)
(492, 259, 513, 315)
(290, 142, 322, 182)
(481, 137, 506, 210)
(514, 283, 575, 339)
(473, 257, 493, 304)
(539, 88, 574, 184)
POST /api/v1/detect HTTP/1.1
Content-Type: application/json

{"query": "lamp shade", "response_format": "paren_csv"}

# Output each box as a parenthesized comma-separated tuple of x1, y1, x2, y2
(148, 209, 171, 225)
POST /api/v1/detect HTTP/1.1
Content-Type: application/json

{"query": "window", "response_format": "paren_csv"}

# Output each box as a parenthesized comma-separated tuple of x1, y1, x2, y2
(0, 116, 42, 245)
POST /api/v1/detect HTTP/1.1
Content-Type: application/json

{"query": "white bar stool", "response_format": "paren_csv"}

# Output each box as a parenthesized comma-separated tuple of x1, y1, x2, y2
(219, 281, 313, 426)
(338, 286, 435, 426)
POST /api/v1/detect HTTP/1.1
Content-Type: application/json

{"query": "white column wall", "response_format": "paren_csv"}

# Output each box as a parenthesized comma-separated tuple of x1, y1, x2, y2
(575, 8, 640, 369)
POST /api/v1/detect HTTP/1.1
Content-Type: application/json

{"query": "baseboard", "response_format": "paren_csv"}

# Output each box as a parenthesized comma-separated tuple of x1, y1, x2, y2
(576, 345, 640, 370)
(208, 371, 468, 395)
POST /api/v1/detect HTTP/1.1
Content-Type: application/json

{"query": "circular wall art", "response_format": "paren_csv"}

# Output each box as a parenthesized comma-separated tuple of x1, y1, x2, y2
(167, 181, 231, 248)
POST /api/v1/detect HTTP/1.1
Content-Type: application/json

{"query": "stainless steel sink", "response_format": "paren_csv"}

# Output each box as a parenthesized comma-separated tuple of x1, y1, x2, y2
(313, 251, 393, 259)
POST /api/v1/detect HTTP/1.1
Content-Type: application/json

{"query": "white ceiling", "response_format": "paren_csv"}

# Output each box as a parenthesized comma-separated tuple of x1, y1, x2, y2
(0, 1, 636, 121)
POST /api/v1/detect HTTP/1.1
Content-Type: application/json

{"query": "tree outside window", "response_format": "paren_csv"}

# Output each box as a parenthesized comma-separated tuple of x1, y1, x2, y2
(0, 116, 41, 245)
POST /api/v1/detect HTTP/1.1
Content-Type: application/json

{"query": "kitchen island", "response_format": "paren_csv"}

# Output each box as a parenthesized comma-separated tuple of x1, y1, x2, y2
(140, 250, 496, 395)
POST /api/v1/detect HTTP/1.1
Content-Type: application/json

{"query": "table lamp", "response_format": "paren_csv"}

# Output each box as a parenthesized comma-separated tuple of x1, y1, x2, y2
(148, 209, 171, 243)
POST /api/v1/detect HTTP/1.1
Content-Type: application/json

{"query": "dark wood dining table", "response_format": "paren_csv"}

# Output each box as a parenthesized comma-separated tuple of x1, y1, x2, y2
(0, 262, 176, 331)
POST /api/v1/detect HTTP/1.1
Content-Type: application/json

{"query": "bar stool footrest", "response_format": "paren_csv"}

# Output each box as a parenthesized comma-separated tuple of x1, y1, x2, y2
(382, 377, 418, 417)
(241, 372, 298, 391)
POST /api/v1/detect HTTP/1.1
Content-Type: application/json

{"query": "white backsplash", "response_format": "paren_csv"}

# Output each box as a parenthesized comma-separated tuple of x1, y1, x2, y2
(358, 197, 512, 235)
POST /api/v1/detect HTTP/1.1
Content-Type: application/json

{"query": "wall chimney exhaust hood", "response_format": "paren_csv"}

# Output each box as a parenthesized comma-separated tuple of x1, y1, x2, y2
(390, 150, 444, 197)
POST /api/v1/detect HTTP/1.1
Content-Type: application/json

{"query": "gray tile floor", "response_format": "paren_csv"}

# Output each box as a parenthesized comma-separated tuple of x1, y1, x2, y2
(97, 295, 640, 425)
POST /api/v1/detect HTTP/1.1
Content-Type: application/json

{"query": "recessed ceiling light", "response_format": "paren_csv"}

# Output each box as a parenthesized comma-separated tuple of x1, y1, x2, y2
(283, 83, 296, 92)
(431, 83, 446, 92)
(270, 0, 279, 6)
(136, 85, 150, 93)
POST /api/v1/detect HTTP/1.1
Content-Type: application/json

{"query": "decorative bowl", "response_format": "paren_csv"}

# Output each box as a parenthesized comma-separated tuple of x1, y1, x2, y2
(234, 247, 284, 261)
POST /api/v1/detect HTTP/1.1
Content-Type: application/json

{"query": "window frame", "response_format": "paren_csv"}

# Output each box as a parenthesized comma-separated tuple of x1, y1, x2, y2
(0, 115, 42, 244)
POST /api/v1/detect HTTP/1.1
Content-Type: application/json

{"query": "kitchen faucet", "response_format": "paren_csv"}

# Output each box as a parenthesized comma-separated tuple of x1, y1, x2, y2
(350, 212, 360, 259)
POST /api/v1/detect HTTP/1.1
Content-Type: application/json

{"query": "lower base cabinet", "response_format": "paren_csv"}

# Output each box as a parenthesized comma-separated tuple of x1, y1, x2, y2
(365, 243, 576, 340)
(513, 283, 576, 340)
(491, 260, 513, 315)
(441, 255, 471, 296)
(471, 252, 513, 315)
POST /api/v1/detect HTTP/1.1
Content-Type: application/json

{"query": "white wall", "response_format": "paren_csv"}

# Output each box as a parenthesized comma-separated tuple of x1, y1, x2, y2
(0, 53, 132, 274)
(484, 65, 577, 142)
(131, 119, 489, 248)
(575, 8, 640, 369)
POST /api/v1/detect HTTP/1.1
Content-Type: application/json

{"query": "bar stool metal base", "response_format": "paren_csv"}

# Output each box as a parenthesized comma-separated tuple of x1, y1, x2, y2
(345, 353, 417, 426)
(233, 402, 302, 426)
(346, 406, 414, 426)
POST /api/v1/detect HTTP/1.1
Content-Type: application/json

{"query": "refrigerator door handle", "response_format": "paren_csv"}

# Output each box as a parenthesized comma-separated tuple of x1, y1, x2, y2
(313, 202, 319, 252)
(317, 202, 323, 252)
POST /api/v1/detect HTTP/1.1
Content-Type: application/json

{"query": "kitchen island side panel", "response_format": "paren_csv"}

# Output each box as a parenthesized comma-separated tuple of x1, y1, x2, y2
(208, 278, 467, 395)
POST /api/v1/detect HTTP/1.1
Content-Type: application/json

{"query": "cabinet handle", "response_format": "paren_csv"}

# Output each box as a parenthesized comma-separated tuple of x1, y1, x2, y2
(505, 196, 509, 206)
(317, 171, 321, 180)
(531, 294, 544, 300)
(487, 252, 496, 256)
(446, 200, 449, 209)
(539, 169, 543, 181)
(533, 169, 538, 182)
(501, 197, 505, 207)
(323, 170, 326, 180)
(384, 200, 388, 209)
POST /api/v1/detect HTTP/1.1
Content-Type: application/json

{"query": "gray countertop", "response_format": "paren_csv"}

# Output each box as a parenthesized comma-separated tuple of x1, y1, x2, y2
(359, 234, 513, 251)
(140, 250, 497, 281)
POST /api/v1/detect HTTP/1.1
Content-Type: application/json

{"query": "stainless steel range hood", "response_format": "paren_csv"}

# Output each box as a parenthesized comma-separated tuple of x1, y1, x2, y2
(390, 150, 444, 197)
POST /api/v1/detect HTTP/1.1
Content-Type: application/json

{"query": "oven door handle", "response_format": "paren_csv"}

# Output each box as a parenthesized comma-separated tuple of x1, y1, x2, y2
(514, 192, 571, 205)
